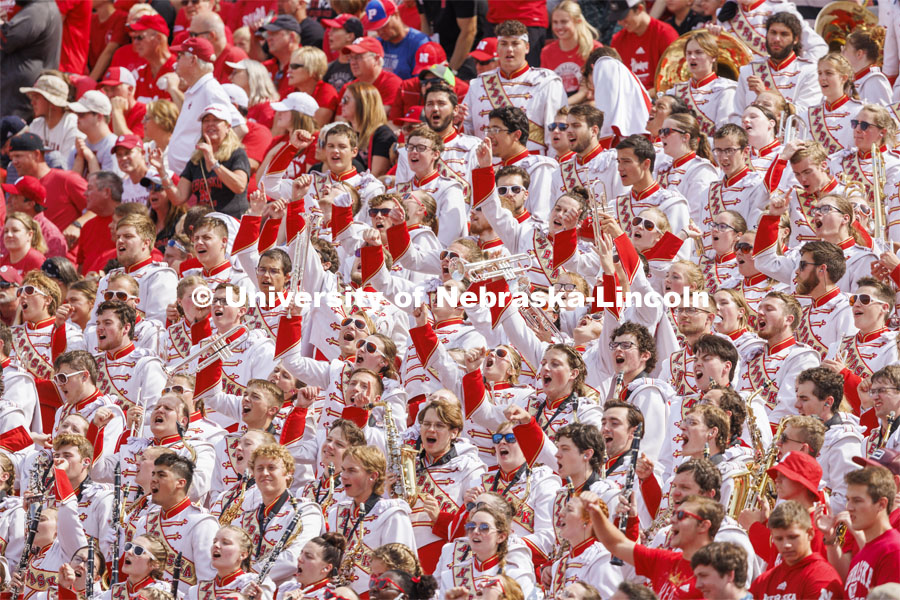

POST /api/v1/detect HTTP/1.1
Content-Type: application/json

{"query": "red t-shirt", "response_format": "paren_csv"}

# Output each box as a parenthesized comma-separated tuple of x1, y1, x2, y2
(57, 0, 92, 75)
(214, 44, 249, 83)
(313, 79, 339, 116)
(0, 248, 46, 277)
(39, 169, 88, 232)
(248, 102, 274, 129)
(75, 214, 115, 274)
(540, 40, 603, 94)
(750, 552, 843, 600)
(224, 0, 277, 31)
(134, 55, 177, 103)
(633, 544, 703, 600)
(109, 44, 145, 73)
(845, 528, 900, 600)
(611, 18, 679, 89)
(264, 58, 294, 99)
(125, 101, 146, 138)
(243, 121, 273, 164)
(486, 0, 548, 27)
(339, 70, 403, 110)
(89, 9, 129, 71)
(398, 0, 420, 29)
(389, 75, 470, 124)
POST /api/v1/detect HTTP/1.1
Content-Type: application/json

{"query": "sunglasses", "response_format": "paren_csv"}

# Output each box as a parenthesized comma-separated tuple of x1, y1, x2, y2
(489, 347, 510, 359)
(162, 385, 192, 395)
(548, 122, 569, 132)
(324, 591, 354, 600)
(476, 59, 495, 66)
(465, 522, 495, 533)
(798, 260, 822, 271)
(167, 238, 188, 253)
(419, 76, 443, 86)
(17, 285, 48, 298)
(124, 542, 149, 556)
(497, 185, 524, 196)
(439, 250, 460, 261)
(850, 294, 889, 307)
(0, 281, 15, 290)
(341, 317, 368, 330)
(851, 119, 881, 131)
(369, 577, 404, 593)
(104, 290, 137, 302)
(356, 340, 386, 357)
(631, 217, 656, 231)
(735, 242, 753, 254)
(492, 433, 517, 444)
(368, 208, 391, 217)
(674, 509, 704, 523)
(54, 370, 87, 385)
(659, 127, 687, 137)
(289, 63, 305, 69)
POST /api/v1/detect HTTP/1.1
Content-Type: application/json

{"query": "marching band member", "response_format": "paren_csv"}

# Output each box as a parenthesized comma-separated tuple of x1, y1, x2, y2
(805, 53, 863, 155)
(731, 13, 822, 120)
(589, 49, 652, 146)
(700, 211, 744, 292)
(655, 112, 718, 226)
(842, 30, 893, 106)
(327, 446, 415, 595)
(92, 300, 168, 415)
(93, 214, 178, 324)
(661, 295, 718, 398)
(774, 415, 824, 461)
(0, 454, 23, 568)
(864, 366, 900, 454)
(547, 493, 621, 598)
(793, 242, 857, 358)
(677, 405, 749, 508)
(737, 291, 821, 421)
(666, 31, 736, 136)
(120, 447, 175, 542)
(716, 0, 827, 61)
(370, 571, 438, 600)
(188, 526, 276, 600)
(710, 290, 767, 361)
(741, 104, 782, 176)
(162, 374, 226, 445)
(163, 276, 210, 368)
(268, 533, 345, 600)
(85, 274, 167, 356)
(549, 107, 573, 162)
(295, 419, 366, 516)
(436, 504, 536, 598)
(792, 367, 865, 512)
(462, 19, 567, 156)
(0, 323, 41, 433)
(210, 429, 274, 520)
(828, 104, 900, 202)
(718, 230, 789, 329)
(483, 106, 556, 217)
(378, 192, 440, 285)
(99, 534, 170, 600)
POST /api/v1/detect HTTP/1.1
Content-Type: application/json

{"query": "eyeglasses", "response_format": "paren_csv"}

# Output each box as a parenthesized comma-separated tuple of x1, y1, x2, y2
(162, 385, 192, 395)
(492, 433, 517, 444)
(485, 126, 511, 135)
(17, 285, 48, 298)
(407, 143, 434, 154)
(798, 260, 822, 271)
(103, 290, 137, 302)
(421, 420, 449, 431)
(674, 509, 704, 523)
(632, 217, 656, 231)
(712, 147, 742, 157)
(465, 522, 496, 533)
(342, 317, 368, 331)
(609, 341, 635, 350)
(368, 208, 392, 217)
(659, 127, 687, 137)
(356, 340, 386, 357)
(54, 370, 87, 385)
(124, 542, 149, 556)
(369, 576, 404, 594)
(869, 386, 900, 397)
(735, 242, 753, 255)
(851, 119, 882, 131)
(548, 122, 569, 132)
(497, 185, 524, 196)
(289, 63, 305, 69)
(130, 33, 150, 41)
(711, 222, 738, 232)
(809, 205, 843, 218)
(256, 267, 283, 276)
(850, 294, 890, 307)
(440, 250, 460, 261)
(778, 432, 807, 445)
(554, 283, 576, 292)
(211, 297, 229, 306)
(189, 30, 212, 37)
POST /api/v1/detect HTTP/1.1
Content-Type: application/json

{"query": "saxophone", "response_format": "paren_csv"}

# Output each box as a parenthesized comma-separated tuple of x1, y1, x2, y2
(219, 469, 250, 525)
(641, 506, 675, 545)
(877, 412, 896, 453)
(742, 417, 788, 513)
(744, 379, 772, 461)
(372, 401, 418, 505)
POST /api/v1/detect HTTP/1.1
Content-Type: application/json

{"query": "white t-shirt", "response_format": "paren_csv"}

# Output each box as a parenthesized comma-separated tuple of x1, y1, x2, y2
(29, 112, 85, 155)
(67, 133, 124, 177)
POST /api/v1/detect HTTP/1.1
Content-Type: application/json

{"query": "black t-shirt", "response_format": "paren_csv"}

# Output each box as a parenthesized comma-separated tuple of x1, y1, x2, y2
(358, 124, 397, 169)
(417, 0, 487, 62)
(664, 10, 711, 36)
(324, 60, 355, 94)
(180, 148, 251, 218)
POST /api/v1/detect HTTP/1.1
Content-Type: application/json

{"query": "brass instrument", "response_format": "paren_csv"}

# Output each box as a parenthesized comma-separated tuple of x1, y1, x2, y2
(520, 304, 565, 344)
(448, 253, 533, 282)
(587, 180, 608, 243)
(726, 469, 754, 519)
(219, 468, 251, 525)
(703, 441, 710, 459)
(872, 143, 887, 241)
(608, 371, 625, 402)
(815, 1, 882, 55)
(374, 401, 418, 506)
(744, 380, 773, 461)
(641, 505, 675, 544)
(783, 115, 810, 145)
(654, 31, 753, 94)
(742, 417, 789, 513)
(167, 324, 249, 374)
(834, 522, 848, 546)
(878, 411, 896, 452)
(131, 386, 144, 437)
(291, 210, 322, 294)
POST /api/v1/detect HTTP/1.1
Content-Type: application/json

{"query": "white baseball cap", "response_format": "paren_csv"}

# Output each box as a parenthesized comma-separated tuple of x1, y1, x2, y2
(200, 103, 233, 122)
(222, 83, 249, 110)
(68, 90, 112, 116)
(270, 92, 319, 117)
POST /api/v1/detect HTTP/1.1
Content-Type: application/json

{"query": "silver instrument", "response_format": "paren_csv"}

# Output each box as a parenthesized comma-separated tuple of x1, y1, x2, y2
(448, 253, 533, 282)
(166, 324, 249, 374)
(782, 115, 809, 145)
(290, 210, 322, 294)
(520, 304, 565, 344)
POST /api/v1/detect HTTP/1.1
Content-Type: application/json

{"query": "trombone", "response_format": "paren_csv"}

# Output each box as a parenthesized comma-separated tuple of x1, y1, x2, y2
(782, 115, 809, 145)
(448, 253, 533, 282)
(872, 143, 887, 242)
(167, 324, 249, 374)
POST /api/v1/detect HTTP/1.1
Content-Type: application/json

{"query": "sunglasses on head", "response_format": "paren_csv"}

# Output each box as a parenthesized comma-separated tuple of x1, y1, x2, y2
(124, 542, 149, 556)
(631, 217, 656, 231)
(54, 370, 87, 385)
(341, 317, 368, 330)
(17, 285, 48, 298)
(492, 432, 517, 444)
(368, 208, 391, 217)
(162, 385, 192, 395)
(369, 576, 404, 593)
(104, 290, 137, 302)
(497, 185, 524, 196)
(548, 122, 569, 132)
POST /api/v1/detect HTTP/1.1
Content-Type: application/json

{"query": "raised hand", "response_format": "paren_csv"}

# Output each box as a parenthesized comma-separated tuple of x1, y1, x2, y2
(248, 188, 267, 217)
(292, 174, 313, 203)
(362, 227, 382, 247)
(463, 347, 487, 373)
(290, 128, 315, 151)
(475, 138, 493, 169)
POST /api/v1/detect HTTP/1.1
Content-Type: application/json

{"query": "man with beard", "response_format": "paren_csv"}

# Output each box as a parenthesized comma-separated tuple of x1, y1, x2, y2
(738, 291, 820, 422)
(660, 296, 718, 398)
(394, 83, 480, 185)
(716, 0, 826, 60)
(731, 12, 822, 121)
(549, 105, 623, 210)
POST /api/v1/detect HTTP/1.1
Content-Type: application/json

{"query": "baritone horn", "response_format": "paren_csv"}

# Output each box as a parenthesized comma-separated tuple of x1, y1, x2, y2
(782, 115, 809, 145)
(448, 253, 533, 282)
(167, 324, 249, 373)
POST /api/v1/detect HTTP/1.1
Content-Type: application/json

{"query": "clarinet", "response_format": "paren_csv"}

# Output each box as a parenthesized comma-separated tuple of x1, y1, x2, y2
(171, 552, 183, 597)
(611, 424, 643, 567)
(111, 463, 122, 585)
(86, 542, 95, 600)
(256, 501, 305, 583)
(12, 502, 43, 599)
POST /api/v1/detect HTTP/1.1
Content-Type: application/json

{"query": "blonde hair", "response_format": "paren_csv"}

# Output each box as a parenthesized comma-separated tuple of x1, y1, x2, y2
(858, 104, 898, 147)
(291, 46, 328, 81)
(685, 29, 719, 61)
(145, 100, 179, 133)
(6, 211, 47, 254)
(818, 53, 857, 99)
(344, 82, 388, 152)
(190, 127, 242, 164)
(243, 59, 281, 106)
(344, 446, 387, 495)
(552, 1, 599, 61)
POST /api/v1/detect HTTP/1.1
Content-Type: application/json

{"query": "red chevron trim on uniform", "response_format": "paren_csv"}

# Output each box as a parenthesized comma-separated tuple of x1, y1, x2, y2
(386, 223, 412, 262)
(274, 315, 302, 358)
(472, 166, 495, 208)
(232, 215, 262, 255)
(359, 245, 384, 287)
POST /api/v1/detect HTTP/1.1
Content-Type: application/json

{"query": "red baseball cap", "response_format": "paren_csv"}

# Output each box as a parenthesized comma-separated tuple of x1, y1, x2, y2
(321, 14, 365, 38)
(361, 0, 397, 31)
(342, 36, 385, 58)
(469, 37, 498, 61)
(170, 38, 216, 63)
(398, 106, 424, 124)
(99, 67, 137, 88)
(0, 266, 22, 286)
(1, 175, 46, 207)
(129, 13, 169, 36)
(112, 134, 143, 153)
(767, 451, 823, 498)
(412, 42, 447, 76)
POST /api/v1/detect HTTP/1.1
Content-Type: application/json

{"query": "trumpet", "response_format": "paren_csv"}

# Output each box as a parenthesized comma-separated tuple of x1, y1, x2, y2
(520, 304, 565, 344)
(872, 143, 887, 242)
(587, 180, 608, 243)
(782, 115, 809, 145)
(448, 253, 533, 282)
(291, 210, 322, 294)
(167, 324, 249, 374)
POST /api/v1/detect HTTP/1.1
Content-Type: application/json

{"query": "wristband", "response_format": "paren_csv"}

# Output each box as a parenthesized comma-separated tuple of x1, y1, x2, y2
(72, 221, 82, 230)
(211, 161, 222, 172)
